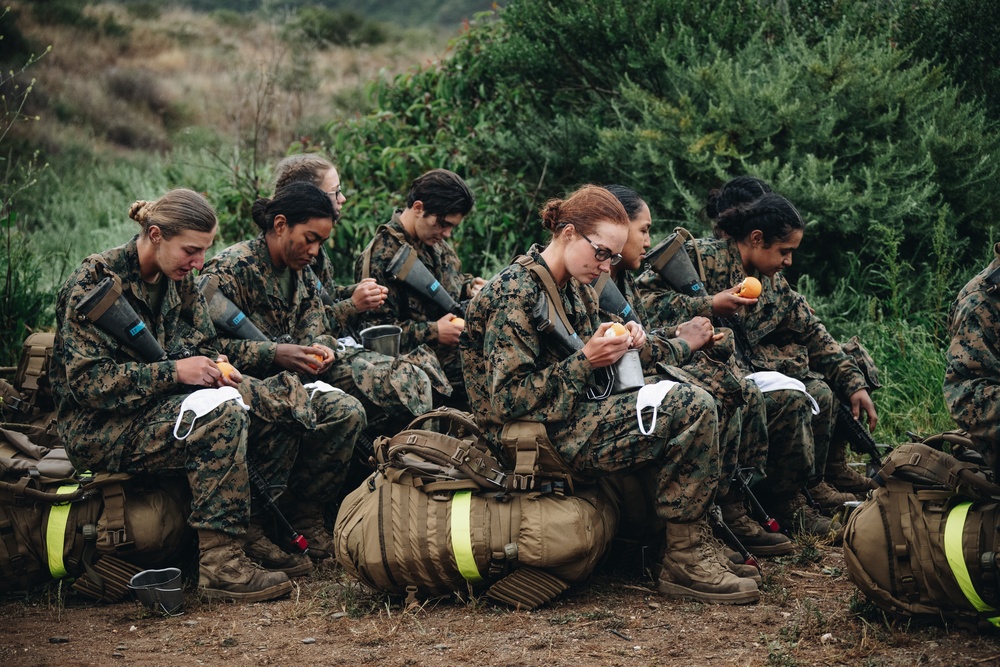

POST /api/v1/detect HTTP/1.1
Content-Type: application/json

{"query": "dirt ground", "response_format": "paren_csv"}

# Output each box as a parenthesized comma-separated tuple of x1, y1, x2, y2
(3, 542, 999, 667)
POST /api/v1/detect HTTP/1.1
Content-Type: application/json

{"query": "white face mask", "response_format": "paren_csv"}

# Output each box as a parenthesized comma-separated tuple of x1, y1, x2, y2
(635, 380, 679, 436)
(173, 387, 250, 440)
(302, 380, 344, 402)
(745, 371, 820, 414)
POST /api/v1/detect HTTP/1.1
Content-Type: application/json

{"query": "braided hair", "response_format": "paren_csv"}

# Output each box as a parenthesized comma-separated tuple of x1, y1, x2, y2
(706, 176, 773, 238)
(715, 193, 803, 246)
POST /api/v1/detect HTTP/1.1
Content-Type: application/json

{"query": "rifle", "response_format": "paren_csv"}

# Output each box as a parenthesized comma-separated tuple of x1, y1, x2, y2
(76, 276, 309, 554)
(708, 504, 759, 571)
(387, 244, 465, 317)
(733, 466, 781, 533)
(531, 292, 614, 400)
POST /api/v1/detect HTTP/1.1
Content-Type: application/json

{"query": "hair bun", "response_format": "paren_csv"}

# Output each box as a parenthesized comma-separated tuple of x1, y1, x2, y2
(128, 200, 150, 223)
(540, 199, 563, 231)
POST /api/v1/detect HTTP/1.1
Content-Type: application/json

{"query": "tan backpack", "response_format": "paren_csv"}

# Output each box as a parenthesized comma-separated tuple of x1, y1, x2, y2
(0, 423, 191, 601)
(843, 434, 1000, 630)
(334, 409, 619, 608)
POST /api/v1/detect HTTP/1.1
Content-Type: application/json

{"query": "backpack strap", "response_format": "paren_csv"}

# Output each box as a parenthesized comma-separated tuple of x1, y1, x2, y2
(381, 430, 509, 491)
(360, 223, 409, 280)
(514, 254, 578, 338)
(500, 419, 578, 494)
(13, 332, 56, 416)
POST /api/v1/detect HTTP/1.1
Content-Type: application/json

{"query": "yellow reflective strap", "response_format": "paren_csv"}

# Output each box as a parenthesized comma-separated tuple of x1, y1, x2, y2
(944, 501, 1000, 627)
(46, 484, 79, 580)
(450, 490, 483, 583)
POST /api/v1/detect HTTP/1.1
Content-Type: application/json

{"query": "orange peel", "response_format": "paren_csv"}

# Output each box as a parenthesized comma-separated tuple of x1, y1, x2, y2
(604, 322, 629, 338)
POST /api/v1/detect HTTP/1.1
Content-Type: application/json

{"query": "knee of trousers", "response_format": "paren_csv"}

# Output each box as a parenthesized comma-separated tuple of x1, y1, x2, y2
(311, 391, 368, 431)
(806, 380, 835, 415)
(185, 401, 250, 457)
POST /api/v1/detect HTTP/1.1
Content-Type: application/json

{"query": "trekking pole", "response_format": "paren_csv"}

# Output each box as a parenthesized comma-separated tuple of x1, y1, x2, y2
(246, 459, 308, 555)
(734, 467, 781, 533)
(708, 505, 759, 571)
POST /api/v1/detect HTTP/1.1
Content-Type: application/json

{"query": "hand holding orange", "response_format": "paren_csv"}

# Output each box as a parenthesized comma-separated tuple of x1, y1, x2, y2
(215, 361, 238, 380)
(736, 277, 762, 298)
(451, 316, 465, 327)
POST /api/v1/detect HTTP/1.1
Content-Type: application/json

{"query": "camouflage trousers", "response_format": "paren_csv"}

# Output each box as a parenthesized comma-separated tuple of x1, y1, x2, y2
(285, 387, 366, 508)
(757, 378, 835, 497)
(322, 345, 450, 422)
(110, 394, 294, 538)
(572, 383, 720, 523)
(717, 381, 769, 498)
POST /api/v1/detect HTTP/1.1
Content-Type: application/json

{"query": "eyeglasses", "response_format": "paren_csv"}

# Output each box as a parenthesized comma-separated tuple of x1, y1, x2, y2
(325, 187, 344, 199)
(578, 230, 622, 265)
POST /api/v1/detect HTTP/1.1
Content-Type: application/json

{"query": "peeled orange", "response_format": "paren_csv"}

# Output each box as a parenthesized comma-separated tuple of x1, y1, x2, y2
(216, 361, 238, 380)
(737, 277, 762, 298)
(604, 322, 629, 338)
(307, 352, 324, 367)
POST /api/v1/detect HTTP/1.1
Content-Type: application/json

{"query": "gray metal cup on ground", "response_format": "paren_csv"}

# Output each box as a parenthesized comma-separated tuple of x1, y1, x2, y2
(129, 567, 183, 615)
(360, 325, 402, 358)
(612, 349, 645, 393)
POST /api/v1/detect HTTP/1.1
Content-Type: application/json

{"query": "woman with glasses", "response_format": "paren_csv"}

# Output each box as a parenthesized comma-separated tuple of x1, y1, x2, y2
(460, 184, 760, 605)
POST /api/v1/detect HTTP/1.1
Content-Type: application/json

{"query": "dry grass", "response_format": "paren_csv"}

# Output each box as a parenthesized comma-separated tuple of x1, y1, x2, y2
(10, 1, 449, 157)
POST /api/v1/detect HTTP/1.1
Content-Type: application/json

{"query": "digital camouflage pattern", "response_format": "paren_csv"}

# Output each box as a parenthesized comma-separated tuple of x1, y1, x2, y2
(312, 249, 361, 335)
(461, 245, 720, 522)
(355, 211, 479, 386)
(51, 237, 303, 536)
(636, 236, 857, 492)
(203, 235, 444, 418)
(945, 242, 1000, 467)
(611, 271, 767, 495)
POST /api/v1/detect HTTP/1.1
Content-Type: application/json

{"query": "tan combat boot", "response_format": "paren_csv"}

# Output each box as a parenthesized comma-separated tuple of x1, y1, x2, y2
(198, 529, 292, 602)
(770, 492, 843, 538)
(700, 521, 761, 584)
(244, 522, 313, 577)
(658, 520, 760, 605)
(825, 442, 876, 495)
(719, 499, 794, 557)
(806, 480, 858, 511)
(287, 502, 335, 561)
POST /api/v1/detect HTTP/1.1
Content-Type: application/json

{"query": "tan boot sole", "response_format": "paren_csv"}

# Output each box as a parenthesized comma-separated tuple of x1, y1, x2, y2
(737, 540, 795, 557)
(200, 579, 293, 603)
(657, 580, 760, 605)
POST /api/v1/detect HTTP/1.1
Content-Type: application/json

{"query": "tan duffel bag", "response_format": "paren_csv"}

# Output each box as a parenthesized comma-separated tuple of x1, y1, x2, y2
(334, 408, 619, 608)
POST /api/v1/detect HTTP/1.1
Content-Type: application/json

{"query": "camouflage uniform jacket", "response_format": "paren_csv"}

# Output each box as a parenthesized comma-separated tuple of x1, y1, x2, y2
(612, 270, 749, 412)
(608, 270, 694, 371)
(636, 236, 867, 401)
(312, 250, 360, 334)
(463, 245, 682, 460)
(51, 236, 221, 471)
(201, 234, 338, 378)
(355, 210, 477, 351)
(944, 243, 1000, 452)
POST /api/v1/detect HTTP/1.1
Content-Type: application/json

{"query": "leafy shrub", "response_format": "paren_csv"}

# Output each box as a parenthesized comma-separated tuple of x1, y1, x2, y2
(322, 0, 999, 304)
(292, 7, 388, 48)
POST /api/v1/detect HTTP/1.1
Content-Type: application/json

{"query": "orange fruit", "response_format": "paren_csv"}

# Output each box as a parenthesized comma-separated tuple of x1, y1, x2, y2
(451, 316, 466, 327)
(216, 361, 238, 379)
(737, 276, 762, 298)
(604, 322, 629, 338)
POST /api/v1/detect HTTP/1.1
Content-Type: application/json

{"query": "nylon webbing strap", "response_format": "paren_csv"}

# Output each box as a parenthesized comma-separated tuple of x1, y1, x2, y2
(517, 257, 577, 339)
(46, 484, 79, 579)
(944, 501, 1000, 627)
(450, 490, 483, 583)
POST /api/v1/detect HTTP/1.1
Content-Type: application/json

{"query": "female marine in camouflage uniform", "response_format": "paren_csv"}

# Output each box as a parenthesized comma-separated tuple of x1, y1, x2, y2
(945, 242, 1000, 472)
(51, 189, 296, 602)
(271, 154, 388, 333)
(637, 191, 876, 535)
(202, 182, 426, 558)
(604, 185, 791, 557)
(461, 185, 759, 605)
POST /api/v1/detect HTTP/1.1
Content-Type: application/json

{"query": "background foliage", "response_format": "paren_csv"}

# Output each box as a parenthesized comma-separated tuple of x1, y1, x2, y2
(2, 0, 998, 443)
